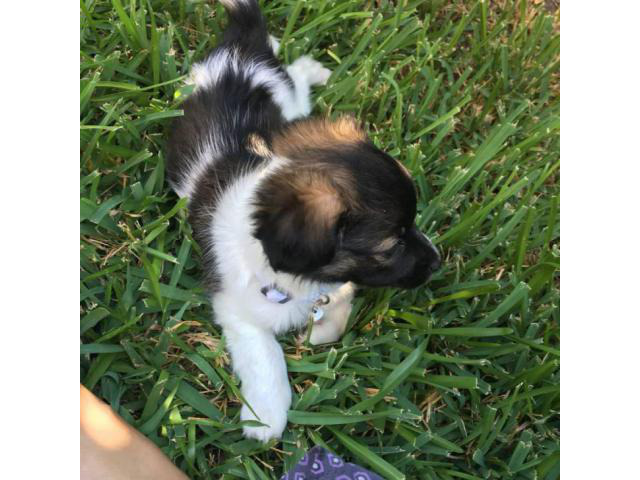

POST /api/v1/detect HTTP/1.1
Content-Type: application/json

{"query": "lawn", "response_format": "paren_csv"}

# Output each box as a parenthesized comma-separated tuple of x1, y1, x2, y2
(80, 1, 560, 479)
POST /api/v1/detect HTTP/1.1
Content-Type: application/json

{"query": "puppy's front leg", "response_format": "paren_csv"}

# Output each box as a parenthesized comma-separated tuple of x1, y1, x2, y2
(223, 322, 290, 442)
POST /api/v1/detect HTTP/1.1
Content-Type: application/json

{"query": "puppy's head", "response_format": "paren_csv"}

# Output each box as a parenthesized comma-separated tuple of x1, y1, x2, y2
(252, 117, 441, 288)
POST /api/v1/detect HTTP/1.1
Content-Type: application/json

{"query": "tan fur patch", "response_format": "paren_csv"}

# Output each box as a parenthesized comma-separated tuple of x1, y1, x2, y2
(292, 171, 344, 231)
(246, 133, 271, 157)
(272, 116, 366, 159)
(373, 237, 398, 253)
(318, 253, 358, 277)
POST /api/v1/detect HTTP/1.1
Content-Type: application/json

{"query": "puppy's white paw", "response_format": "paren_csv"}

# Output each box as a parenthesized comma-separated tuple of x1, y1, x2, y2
(288, 55, 332, 86)
(308, 302, 353, 345)
(309, 319, 343, 345)
(308, 283, 355, 345)
(240, 395, 289, 442)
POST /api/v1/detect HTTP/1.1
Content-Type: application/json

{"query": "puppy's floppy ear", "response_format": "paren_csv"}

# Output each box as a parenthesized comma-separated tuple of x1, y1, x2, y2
(252, 167, 347, 274)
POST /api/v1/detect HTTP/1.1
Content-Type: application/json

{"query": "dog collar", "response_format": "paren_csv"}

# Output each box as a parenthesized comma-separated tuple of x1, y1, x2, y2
(260, 282, 331, 321)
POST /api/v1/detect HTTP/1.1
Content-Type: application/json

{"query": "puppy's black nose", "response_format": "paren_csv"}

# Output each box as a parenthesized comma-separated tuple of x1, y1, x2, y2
(430, 256, 442, 272)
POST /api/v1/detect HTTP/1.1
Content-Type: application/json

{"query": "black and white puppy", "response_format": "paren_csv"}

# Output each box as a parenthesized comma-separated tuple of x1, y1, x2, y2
(167, 0, 441, 442)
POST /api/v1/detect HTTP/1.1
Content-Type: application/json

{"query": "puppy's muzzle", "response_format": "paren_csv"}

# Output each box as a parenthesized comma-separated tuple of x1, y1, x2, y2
(398, 229, 441, 288)
(419, 232, 441, 273)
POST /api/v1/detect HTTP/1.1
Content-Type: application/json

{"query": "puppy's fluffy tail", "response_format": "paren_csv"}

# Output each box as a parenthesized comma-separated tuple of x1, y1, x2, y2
(220, 0, 268, 46)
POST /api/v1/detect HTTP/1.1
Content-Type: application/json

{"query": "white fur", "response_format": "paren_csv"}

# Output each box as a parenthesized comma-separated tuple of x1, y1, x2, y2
(287, 55, 332, 87)
(184, 40, 344, 442)
(284, 56, 332, 119)
(223, 319, 291, 442)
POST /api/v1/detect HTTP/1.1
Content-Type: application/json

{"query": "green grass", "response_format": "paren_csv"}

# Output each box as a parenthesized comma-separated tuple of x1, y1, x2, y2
(80, 1, 559, 479)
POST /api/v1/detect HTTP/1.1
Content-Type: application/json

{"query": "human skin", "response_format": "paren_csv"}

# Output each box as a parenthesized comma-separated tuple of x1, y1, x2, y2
(80, 384, 188, 480)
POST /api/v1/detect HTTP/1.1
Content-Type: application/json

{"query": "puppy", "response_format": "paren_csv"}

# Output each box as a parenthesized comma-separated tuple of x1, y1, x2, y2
(166, 0, 441, 442)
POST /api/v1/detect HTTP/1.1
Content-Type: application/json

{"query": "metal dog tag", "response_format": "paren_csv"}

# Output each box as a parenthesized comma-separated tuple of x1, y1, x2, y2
(311, 294, 330, 322)
(312, 306, 324, 322)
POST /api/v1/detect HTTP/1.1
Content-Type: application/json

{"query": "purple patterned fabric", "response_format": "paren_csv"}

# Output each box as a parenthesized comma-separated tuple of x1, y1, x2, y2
(281, 446, 384, 480)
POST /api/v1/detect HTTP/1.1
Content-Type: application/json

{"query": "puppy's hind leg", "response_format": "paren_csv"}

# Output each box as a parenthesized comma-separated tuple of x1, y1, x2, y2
(309, 283, 355, 345)
(287, 55, 332, 87)
(280, 56, 332, 120)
